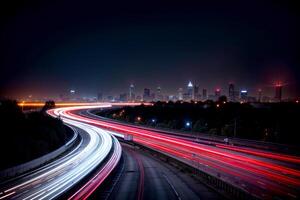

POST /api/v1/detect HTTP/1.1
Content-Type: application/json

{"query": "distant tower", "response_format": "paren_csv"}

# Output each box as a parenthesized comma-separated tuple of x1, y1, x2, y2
(193, 85, 199, 101)
(274, 83, 282, 102)
(240, 90, 248, 102)
(187, 81, 193, 100)
(258, 89, 262, 102)
(157, 86, 161, 94)
(215, 88, 221, 99)
(229, 83, 235, 102)
(70, 89, 75, 95)
(178, 88, 183, 100)
(129, 84, 134, 101)
(143, 88, 151, 101)
(97, 93, 103, 102)
(202, 89, 207, 100)
(70, 89, 76, 100)
(156, 86, 163, 101)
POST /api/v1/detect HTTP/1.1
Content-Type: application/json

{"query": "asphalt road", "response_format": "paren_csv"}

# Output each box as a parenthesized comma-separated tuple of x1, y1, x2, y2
(109, 143, 223, 200)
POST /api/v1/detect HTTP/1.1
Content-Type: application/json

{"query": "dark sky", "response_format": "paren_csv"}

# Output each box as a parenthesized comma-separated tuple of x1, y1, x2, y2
(1, 0, 299, 99)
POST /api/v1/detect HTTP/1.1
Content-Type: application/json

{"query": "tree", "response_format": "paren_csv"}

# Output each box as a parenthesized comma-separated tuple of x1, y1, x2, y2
(217, 95, 227, 103)
(41, 100, 55, 112)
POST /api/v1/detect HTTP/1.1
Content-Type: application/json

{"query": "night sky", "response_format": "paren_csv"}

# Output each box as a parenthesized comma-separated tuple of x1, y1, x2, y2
(1, 0, 299, 99)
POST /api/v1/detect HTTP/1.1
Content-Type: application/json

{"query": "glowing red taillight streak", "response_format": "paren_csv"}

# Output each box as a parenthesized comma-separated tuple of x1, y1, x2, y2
(56, 107, 300, 199)
(65, 110, 300, 179)
(216, 144, 300, 164)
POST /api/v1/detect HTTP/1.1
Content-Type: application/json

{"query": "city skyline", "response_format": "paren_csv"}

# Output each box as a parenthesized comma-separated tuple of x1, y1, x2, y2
(1, 1, 300, 200)
(13, 80, 292, 103)
(1, 1, 300, 99)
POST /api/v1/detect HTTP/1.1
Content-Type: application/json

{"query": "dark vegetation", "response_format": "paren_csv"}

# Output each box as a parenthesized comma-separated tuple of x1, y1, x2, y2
(0, 100, 70, 170)
(97, 99, 300, 146)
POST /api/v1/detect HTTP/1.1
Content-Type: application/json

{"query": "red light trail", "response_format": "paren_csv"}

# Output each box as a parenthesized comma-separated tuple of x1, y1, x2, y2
(51, 105, 300, 199)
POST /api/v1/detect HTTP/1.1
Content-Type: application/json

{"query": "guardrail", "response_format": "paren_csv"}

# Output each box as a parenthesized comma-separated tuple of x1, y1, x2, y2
(0, 125, 80, 180)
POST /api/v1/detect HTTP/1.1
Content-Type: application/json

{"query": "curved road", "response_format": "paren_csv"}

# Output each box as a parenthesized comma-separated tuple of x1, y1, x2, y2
(0, 106, 121, 200)
(108, 143, 222, 200)
(68, 106, 300, 200)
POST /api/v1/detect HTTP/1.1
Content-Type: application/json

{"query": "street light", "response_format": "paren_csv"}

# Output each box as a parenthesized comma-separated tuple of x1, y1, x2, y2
(185, 121, 192, 131)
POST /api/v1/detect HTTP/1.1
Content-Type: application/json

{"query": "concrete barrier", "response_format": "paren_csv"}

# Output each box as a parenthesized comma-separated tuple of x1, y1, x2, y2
(0, 125, 80, 180)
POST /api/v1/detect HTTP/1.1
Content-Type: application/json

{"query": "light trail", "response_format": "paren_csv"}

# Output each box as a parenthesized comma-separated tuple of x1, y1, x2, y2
(0, 105, 122, 199)
(18, 102, 151, 107)
(61, 105, 300, 200)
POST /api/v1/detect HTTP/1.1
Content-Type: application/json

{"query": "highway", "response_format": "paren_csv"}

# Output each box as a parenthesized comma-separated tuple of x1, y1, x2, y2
(1, 103, 299, 199)
(107, 143, 222, 200)
(0, 106, 121, 200)
(62, 105, 300, 200)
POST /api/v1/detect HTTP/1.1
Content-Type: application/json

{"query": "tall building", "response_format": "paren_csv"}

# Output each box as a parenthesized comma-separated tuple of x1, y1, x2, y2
(202, 89, 207, 100)
(143, 88, 151, 101)
(156, 86, 163, 101)
(157, 86, 161, 94)
(119, 93, 128, 102)
(258, 89, 262, 102)
(215, 88, 221, 100)
(178, 88, 183, 100)
(193, 85, 200, 100)
(70, 89, 76, 101)
(97, 93, 103, 102)
(274, 83, 282, 102)
(240, 90, 248, 102)
(129, 84, 134, 101)
(187, 81, 193, 100)
(228, 83, 235, 102)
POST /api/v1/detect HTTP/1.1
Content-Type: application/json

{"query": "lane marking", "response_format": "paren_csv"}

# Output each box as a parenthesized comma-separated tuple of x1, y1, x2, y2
(163, 173, 182, 200)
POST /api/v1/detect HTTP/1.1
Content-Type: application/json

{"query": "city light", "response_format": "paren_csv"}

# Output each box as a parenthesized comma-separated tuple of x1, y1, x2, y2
(2, 2, 300, 200)
(185, 121, 191, 127)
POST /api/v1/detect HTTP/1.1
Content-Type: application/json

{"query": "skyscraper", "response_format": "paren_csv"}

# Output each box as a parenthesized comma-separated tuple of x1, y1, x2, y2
(156, 86, 163, 101)
(229, 83, 235, 102)
(97, 92, 103, 102)
(129, 83, 134, 101)
(143, 88, 151, 101)
(157, 86, 161, 94)
(258, 89, 262, 102)
(119, 93, 128, 102)
(178, 88, 183, 100)
(187, 81, 193, 100)
(240, 90, 248, 102)
(202, 89, 207, 100)
(274, 83, 282, 102)
(193, 85, 200, 100)
(215, 88, 221, 100)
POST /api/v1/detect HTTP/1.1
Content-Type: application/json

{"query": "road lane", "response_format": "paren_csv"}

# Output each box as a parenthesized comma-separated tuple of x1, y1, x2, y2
(68, 106, 300, 199)
(109, 143, 222, 200)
